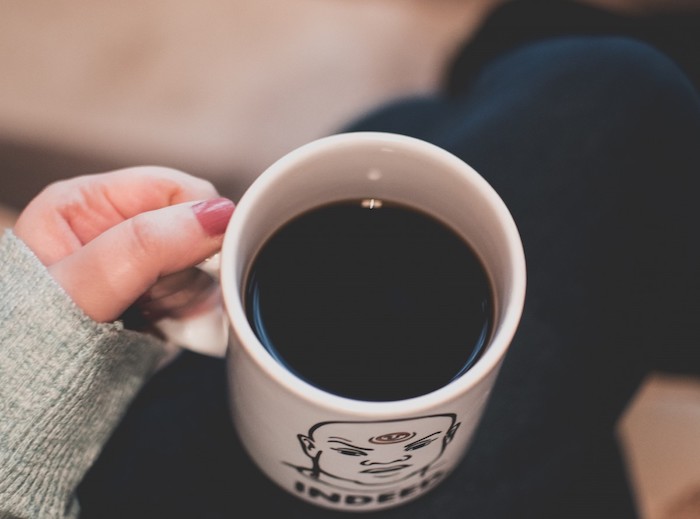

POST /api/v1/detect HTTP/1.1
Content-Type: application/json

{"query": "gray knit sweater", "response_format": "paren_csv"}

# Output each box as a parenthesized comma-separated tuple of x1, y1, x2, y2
(0, 231, 164, 518)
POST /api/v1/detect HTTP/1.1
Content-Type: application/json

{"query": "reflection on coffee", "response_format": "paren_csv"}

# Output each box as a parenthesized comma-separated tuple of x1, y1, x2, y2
(245, 200, 493, 401)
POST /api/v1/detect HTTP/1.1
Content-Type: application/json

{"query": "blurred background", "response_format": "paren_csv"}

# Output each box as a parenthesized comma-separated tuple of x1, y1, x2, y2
(1, 1, 699, 517)
(0, 0, 492, 208)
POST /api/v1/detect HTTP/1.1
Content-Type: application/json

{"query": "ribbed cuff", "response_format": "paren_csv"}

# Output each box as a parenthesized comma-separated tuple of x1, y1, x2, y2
(0, 230, 164, 518)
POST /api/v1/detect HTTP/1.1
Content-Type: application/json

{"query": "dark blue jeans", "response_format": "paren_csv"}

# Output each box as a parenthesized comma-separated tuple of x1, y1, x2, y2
(79, 37, 700, 518)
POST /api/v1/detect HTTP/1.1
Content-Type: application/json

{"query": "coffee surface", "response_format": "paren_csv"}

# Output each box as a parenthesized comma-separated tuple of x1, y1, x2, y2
(245, 200, 492, 401)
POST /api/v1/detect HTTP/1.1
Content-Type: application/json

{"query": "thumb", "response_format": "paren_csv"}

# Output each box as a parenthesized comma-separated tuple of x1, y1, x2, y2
(49, 197, 234, 322)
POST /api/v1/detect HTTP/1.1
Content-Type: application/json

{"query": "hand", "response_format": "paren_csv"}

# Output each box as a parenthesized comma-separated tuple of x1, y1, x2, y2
(13, 167, 235, 323)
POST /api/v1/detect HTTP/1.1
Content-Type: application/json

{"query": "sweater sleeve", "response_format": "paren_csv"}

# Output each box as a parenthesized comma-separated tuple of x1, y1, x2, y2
(0, 231, 165, 519)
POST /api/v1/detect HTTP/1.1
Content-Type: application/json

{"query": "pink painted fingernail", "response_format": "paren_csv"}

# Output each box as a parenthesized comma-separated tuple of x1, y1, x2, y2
(192, 197, 235, 236)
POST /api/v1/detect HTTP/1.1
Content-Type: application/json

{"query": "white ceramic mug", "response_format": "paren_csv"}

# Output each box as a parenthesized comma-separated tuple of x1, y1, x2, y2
(165, 132, 526, 512)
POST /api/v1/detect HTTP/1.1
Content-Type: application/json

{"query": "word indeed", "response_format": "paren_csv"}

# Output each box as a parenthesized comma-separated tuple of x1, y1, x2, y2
(293, 471, 445, 507)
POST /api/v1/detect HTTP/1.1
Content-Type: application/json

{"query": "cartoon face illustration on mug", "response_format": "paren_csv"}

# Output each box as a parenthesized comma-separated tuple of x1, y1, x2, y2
(286, 414, 461, 489)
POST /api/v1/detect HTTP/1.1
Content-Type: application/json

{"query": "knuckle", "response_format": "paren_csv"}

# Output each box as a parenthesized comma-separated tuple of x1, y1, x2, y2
(130, 166, 218, 199)
(126, 214, 161, 258)
(133, 165, 187, 178)
(196, 178, 218, 196)
(41, 178, 76, 198)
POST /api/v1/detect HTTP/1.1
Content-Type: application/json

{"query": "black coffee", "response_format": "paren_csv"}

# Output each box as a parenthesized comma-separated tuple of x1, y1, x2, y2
(245, 200, 493, 401)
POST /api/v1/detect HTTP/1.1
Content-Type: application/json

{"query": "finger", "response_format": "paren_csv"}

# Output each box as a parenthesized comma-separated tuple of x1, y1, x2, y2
(14, 167, 219, 265)
(48, 197, 234, 322)
(137, 268, 219, 320)
(120, 268, 220, 332)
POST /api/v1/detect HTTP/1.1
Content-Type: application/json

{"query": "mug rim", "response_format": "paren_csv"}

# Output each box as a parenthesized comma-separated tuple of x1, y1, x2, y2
(220, 132, 526, 416)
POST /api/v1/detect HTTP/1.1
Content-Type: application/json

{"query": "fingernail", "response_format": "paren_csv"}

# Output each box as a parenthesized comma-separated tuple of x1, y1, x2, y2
(192, 198, 235, 236)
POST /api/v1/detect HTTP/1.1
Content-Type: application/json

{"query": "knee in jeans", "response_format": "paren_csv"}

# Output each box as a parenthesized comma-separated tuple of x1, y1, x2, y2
(478, 36, 700, 126)
(530, 36, 698, 120)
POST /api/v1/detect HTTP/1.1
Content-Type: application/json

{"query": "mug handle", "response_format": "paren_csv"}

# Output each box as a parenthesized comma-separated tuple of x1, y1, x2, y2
(154, 254, 230, 358)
